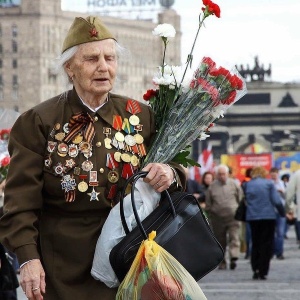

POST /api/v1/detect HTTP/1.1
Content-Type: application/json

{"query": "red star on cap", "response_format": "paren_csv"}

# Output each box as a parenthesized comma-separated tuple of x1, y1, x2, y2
(89, 27, 98, 37)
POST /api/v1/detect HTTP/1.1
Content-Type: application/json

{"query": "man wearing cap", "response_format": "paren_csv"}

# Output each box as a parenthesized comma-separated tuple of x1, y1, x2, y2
(0, 16, 185, 300)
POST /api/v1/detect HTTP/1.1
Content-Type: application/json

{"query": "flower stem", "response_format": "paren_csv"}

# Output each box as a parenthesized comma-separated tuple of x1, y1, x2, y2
(180, 14, 207, 87)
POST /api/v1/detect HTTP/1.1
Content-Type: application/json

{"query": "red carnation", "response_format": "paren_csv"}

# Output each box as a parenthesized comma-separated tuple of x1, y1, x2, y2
(1, 156, 10, 167)
(202, 0, 221, 18)
(143, 89, 158, 101)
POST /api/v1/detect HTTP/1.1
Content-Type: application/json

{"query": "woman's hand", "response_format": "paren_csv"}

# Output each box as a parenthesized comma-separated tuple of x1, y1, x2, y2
(20, 259, 46, 300)
(142, 163, 174, 192)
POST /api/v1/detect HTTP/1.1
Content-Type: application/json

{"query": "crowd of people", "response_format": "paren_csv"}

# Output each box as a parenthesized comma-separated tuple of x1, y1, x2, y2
(186, 164, 299, 281)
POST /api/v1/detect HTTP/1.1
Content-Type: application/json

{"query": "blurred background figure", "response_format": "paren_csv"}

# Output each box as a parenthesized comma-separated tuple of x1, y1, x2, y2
(198, 171, 214, 210)
(241, 168, 253, 259)
(281, 173, 291, 239)
(270, 167, 286, 260)
(281, 173, 290, 188)
(245, 166, 285, 280)
(286, 169, 300, 249)
(184, 167, 203, 201)
(206, 164, 243, 270)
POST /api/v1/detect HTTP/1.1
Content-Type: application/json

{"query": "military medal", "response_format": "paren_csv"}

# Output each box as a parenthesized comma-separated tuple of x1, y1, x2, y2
(115, 131, 125, 142)
(103, 127, 112, 149)
(61, 175, 76, 192)
(126, 100, 141, 126)
(72, 133, 83, 144)
(114, 151, 122, 162)
(74, 167, 81, 176)
(47, 141, 57, 153)
(55, 132, 66, 142)
(108, 170, 119, 183)
(130, 155, 139, 167)
(57, 143, 68, 156)
(63, 123, 70, 134)
(78, 175, 88, 192)
(65, 159, 76, 169)
(107, 184, 117, 201)
(68, 144, 79, 158)
(44, 154, 52, 168)
(89, 170, 98, 184)
(88, 187, 100, 201)
(124, 134, 136, 147)
(134, 133, 144, 144)
(81, 160, 93, 172)
(54, 163, 65, 176)
(121, 153, 131, 163)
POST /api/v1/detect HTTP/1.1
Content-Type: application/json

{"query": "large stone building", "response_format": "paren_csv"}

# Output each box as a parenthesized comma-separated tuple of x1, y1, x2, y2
(0, 0, 181, 112)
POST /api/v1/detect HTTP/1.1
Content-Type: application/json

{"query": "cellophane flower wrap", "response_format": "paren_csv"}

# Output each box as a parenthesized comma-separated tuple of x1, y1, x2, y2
(143, 57, 247, 166)
(141, 0, 247, 167)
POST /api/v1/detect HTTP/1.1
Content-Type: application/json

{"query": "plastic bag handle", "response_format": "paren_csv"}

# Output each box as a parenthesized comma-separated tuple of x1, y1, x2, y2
(120, 171, 176, 239)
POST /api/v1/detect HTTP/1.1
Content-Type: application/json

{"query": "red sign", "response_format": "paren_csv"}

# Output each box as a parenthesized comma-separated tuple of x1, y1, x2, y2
(221, 153, 273, 182)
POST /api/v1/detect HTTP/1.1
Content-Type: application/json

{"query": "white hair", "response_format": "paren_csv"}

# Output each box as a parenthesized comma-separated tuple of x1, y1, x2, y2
(52, 41, 128, 88)
(215, 164, 229, 174)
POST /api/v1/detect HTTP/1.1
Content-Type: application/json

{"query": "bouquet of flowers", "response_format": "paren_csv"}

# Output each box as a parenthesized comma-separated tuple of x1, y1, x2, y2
(141, 0, 247, 167)
(0, 129, 11, 182)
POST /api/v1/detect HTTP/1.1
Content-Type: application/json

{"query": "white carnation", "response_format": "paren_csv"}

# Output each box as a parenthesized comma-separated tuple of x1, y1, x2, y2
(152, 24, 176, 38)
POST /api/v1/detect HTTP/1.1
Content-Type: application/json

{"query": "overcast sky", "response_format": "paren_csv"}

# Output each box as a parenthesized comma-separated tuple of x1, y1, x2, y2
(62, 0, 300, 83)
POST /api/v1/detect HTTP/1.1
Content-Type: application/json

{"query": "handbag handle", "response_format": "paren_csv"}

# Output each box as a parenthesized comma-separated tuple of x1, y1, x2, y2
(120, 171, 176, 239)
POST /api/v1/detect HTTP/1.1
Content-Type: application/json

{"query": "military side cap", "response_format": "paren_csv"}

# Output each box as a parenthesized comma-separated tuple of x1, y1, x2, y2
(62, 16, 116, 53)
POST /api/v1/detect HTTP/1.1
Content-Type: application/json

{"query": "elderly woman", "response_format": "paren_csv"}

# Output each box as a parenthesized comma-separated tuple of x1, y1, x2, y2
(245, 166, 284, 280)
(0, 16, 185, 300)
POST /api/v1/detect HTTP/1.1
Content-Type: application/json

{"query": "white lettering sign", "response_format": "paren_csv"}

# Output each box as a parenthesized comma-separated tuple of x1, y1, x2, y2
(87, 0, 156, 8)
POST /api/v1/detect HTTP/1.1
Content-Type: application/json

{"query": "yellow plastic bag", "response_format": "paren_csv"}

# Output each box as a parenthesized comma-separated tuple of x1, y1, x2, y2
(116, 231, 207, 300)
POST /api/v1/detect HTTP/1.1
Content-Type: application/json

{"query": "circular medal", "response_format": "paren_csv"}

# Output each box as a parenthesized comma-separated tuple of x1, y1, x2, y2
(130, 155, 139, 167)
(99, 168, 105, 173)
(68, 144, 79, 158)
(121, 153, 131, 163)
(108, 170, 119, 183)
(114, 151, 122, 162)
(129, 115, 140, 126)
(79, 142, 91, 154)
(78, 181, 88, 192)
(115, 132, 125, 142)
(124, 135, 136, 146)
(104, 137, 112, 149)
(81, 160, 93, 172)
(134, 133, 144, 144)
(72, 134, 83, 144)
(58, 143, 68, 154)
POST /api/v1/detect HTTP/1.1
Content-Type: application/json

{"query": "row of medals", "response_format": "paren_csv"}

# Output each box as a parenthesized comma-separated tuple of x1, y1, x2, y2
(45, 114, 145, 199)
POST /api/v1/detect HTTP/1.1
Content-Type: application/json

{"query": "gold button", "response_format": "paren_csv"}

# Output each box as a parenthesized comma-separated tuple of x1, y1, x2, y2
(96, 141, 102, 147)
(94, 116, 98, 122)
(99, 168, 105, 173)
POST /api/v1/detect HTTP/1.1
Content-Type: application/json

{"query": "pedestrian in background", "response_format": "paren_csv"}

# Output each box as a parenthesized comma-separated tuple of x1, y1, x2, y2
(245, 166, 285, 280)
(285, 169, 300, 249)
(198, 171, 214, 209)
(205, 164, 243, 270)
(270, 167, 286, 260)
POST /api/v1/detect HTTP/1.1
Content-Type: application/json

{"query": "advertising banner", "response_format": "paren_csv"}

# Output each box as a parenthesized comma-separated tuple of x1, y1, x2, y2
(221, 153, 273, 182)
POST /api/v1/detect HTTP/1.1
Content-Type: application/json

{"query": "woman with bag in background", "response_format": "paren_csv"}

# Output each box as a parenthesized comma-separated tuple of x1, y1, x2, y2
(244, 166, 285, 280)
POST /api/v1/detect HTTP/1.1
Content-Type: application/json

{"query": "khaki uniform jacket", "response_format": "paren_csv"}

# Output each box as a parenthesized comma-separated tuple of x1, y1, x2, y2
(0, 89, 185, 300)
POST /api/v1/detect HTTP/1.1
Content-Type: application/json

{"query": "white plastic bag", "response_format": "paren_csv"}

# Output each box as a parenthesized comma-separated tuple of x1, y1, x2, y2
(91, 179, 160, 287)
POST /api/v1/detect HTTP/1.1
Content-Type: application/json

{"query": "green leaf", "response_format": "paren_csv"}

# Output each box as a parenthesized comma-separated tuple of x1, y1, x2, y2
(172, 150, 201, 168)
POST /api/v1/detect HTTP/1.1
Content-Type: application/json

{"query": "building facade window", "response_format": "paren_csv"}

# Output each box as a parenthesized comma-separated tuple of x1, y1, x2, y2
(12, 59, 17, 68)
(12, 40, 18, 53)
(12, 87, 18, 101)
(13, 75, 18, 86)
(12, 25, 18, 37)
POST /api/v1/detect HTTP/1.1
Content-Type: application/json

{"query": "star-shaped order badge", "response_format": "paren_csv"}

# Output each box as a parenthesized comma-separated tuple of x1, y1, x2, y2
(88, 187, 100, 201)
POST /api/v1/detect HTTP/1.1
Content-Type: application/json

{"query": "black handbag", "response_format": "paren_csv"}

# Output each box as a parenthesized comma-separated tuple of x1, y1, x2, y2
(109, 171, 224, 283)
(0, 244, 19, 291)
(234, 200, 246, 222)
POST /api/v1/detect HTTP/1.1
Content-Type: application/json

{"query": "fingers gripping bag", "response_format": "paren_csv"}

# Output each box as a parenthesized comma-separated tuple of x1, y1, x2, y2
(116, 231, 207, 300)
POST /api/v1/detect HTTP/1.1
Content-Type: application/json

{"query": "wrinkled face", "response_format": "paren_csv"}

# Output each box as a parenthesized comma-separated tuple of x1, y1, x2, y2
(217, 167, 228, 184)
(65, 39, 117, 99)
